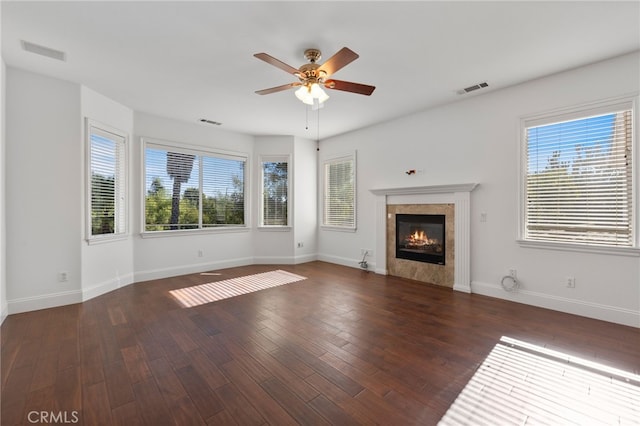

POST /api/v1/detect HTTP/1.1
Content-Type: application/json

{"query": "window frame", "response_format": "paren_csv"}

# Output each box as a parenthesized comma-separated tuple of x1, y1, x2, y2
(517, 95, 640, 255)
(85, 118, 128, 244)
(321, 151, 357, 231)
(141, 137, 249, 237)
(259, 154, 291, 229)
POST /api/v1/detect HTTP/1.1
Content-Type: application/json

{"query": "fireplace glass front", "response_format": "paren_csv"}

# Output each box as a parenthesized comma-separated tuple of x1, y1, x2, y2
(395, 214, 445, 265)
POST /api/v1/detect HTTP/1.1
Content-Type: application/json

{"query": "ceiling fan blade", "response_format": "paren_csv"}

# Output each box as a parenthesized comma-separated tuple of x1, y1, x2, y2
(324, 79, 376, 96)
(319, 47, 359, 77)
(254, 53, 300, 75)
(255, 82, 301, 95)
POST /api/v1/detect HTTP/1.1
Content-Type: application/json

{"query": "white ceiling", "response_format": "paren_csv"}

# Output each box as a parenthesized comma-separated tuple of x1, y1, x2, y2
(2, 1, 639, 139)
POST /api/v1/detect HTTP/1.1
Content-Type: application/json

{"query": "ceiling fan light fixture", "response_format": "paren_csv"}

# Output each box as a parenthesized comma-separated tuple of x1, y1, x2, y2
(295, 83, 329, 105)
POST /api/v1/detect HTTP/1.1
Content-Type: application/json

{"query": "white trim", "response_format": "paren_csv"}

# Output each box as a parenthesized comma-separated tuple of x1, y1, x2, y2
(253, 255, 297, 265)
(85, 118, 129, 243)
(471, 280, 639, 328)
(82, 273, 135, 301)
(317, 253, 376, 271)
(369, 184, 478, 292)
(0, 303, 8, 325)
(140, 226, 250, 239)
(321, 150, 357, 230)
(517, 239, 640, 257)
(8, 289, 82, 315)
(370, 183, 478, 196)
(256, 226, 292, 232)
(141, 136, 251, 233)
(259, 154, 291, 227)
(518, 94, 639, 250)
(133, 257, 254, 283)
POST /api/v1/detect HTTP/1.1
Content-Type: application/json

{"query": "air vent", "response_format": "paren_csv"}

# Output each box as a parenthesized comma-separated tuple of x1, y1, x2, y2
(457, 81, 489, 95)
(199, 119, 222, 126)
(20, 40, 66, 62)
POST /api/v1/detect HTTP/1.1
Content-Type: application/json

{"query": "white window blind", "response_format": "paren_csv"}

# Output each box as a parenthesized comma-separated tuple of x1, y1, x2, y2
(261, 159, 289, 226)
(323, 154, 356, 229)
(87, 120, 127, 239)
(524, 104, 633, 247)
(144, 141, 246, 232)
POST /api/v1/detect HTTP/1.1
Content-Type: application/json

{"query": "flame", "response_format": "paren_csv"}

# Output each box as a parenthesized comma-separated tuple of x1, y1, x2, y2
(410, 230, 427, 242)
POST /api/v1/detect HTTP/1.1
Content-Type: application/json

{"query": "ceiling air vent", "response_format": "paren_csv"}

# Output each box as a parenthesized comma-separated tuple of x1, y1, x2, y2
(457, 81, 489, 95)
(20, 40, 66, 62)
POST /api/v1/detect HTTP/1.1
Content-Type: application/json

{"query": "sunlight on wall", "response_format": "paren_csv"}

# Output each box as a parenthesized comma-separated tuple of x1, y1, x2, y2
(440, 336, 639, 425)
(169, 270, 307, 308)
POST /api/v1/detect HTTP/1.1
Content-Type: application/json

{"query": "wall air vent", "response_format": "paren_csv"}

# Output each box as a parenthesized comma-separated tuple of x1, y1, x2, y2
(199, 119, 222, 126)
(20, 40, 66, 62)
(457, 81, 489, 95)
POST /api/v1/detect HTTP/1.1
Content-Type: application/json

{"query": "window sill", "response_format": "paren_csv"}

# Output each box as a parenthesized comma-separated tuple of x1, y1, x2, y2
(517, 239, 640, 257)
(86, 234, 129, 245)
(141, 226, 250, 238)
(321, 225, 357, 233)
(257, 226, 291, 232)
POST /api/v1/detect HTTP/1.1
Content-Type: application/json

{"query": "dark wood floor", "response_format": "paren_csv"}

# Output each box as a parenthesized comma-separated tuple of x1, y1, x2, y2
(2, 261, 639, 425)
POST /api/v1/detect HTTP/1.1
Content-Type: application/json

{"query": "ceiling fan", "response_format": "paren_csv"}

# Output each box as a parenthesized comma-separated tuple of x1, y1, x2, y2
(254, 47, 375, 106)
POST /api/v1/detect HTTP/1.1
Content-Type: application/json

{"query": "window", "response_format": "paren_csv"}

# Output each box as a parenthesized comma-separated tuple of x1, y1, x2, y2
(144, 139, 246, 232)
(323, 153, 356, 229)
(521, 98, 635, 249)
(86, 119, 127, 241)
(260, 156, 289, 227)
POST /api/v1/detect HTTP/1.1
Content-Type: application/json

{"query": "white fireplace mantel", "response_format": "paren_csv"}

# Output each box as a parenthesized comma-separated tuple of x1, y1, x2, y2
(369, 183, 478, 293)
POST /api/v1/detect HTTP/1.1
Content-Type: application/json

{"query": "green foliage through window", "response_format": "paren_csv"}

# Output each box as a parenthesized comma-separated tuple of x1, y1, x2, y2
(262, 160, 288, 226)
(144, 144, 246, 231)
(524, 104, 633, 247)
(88, 120, 127, 239)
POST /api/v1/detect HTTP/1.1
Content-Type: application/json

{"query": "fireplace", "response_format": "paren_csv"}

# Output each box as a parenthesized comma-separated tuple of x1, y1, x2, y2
(395, 214, 445, 265)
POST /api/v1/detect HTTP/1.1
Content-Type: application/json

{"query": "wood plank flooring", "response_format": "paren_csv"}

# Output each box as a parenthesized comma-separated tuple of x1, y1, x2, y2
(1, 261, 639, 425)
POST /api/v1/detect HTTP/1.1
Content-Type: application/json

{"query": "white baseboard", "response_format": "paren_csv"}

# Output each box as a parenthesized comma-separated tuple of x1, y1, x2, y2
(253, 254, 319, 265)
(453, 283, 472, 293)
(8, 289, 82, 315)
(82, 272, 135, 302)
(0, 302, 8, 325)
(471, 280, 640, 328)
(134, 257, 254, 283)
(317, 253, 376, 272)
(253, 256, 295, 265)
(293, 254, 318, 264)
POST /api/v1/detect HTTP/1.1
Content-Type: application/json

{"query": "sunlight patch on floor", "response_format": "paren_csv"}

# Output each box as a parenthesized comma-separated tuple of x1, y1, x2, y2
(439, 336, 640, 425)
(170, 270, 307, 308)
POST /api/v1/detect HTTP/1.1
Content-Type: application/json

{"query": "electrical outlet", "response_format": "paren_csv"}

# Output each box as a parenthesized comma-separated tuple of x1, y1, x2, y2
(198, 249, 204, 258)
(58, 271, 69, 282)
(566, 277, 576, 288)
(508, 268, 517, 279)
(480, 212, 487, 222)
(297, 242, 304, 248)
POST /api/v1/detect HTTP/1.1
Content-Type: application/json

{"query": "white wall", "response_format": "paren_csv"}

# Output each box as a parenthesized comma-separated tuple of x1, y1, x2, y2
(318, 52, 640, 327)
(80, 86, 135, 300)
(293, 136, 318, 263)
(6, 67, 82, 313)
(133, 112, 256, 281)
(1, 59, 7, 323)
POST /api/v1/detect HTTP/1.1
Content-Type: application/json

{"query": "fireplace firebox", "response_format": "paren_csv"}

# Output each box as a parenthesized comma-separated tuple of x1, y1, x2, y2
(395, 214, 445, 265)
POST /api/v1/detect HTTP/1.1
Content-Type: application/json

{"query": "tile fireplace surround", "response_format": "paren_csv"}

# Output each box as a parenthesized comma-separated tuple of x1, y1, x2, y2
(370, 184, 478, 293)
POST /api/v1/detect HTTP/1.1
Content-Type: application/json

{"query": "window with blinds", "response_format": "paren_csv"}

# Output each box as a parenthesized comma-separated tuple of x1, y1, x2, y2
(261, 157, 289, 226)
(87, 120, 127, 240)
(144, 140, 246, 232)
(323, 154, 356, 229)
(523, 100, 634, 247)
